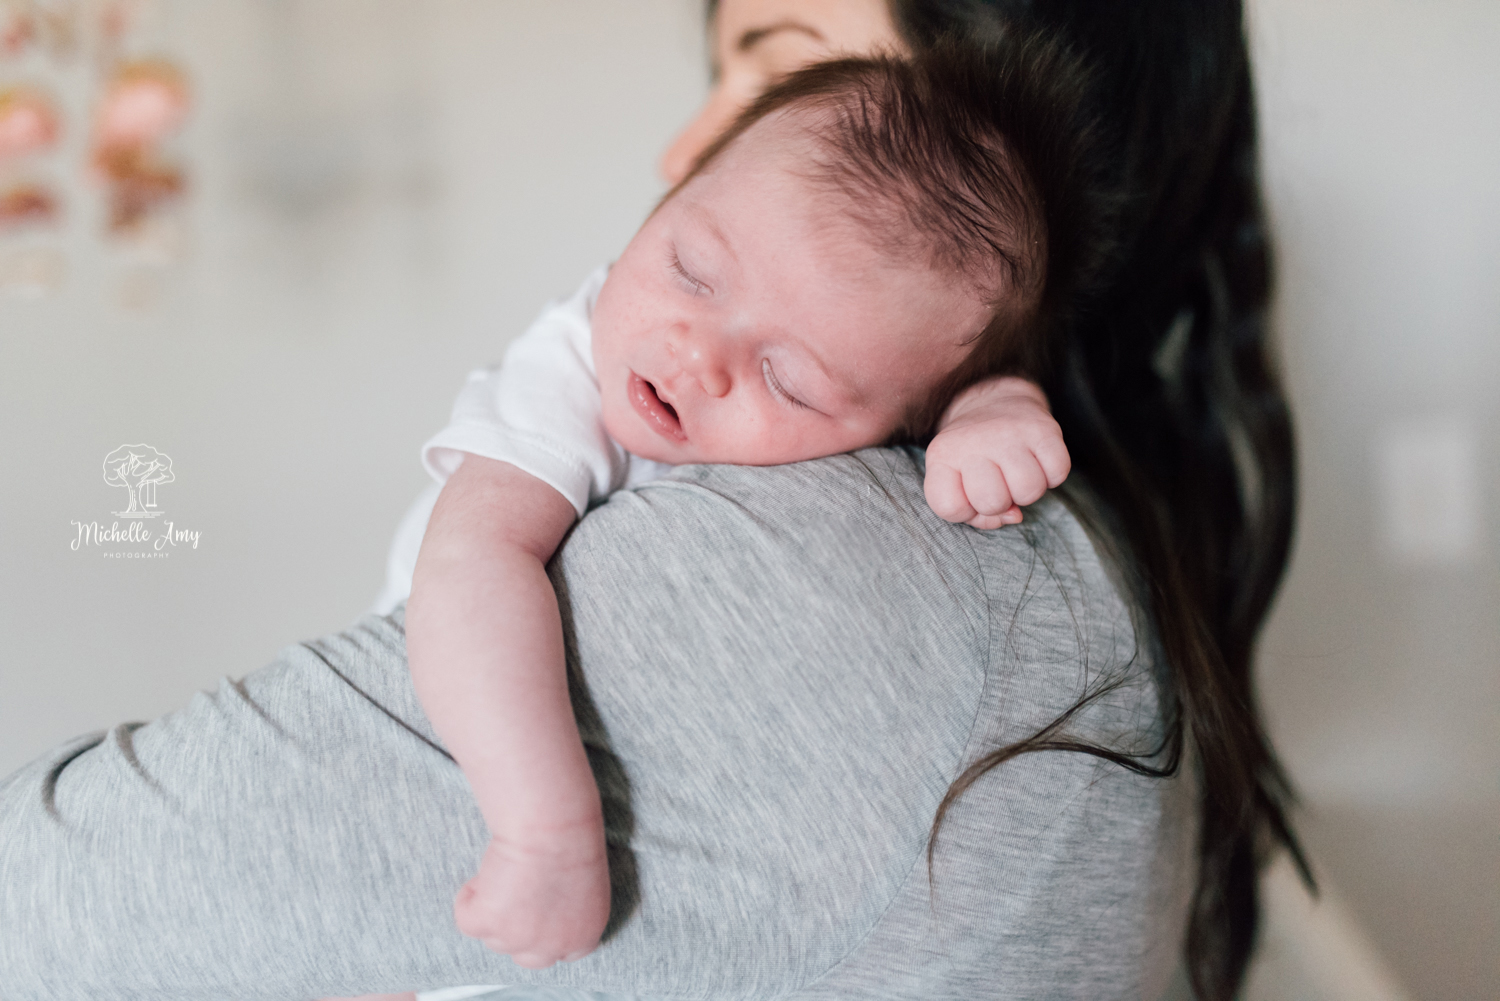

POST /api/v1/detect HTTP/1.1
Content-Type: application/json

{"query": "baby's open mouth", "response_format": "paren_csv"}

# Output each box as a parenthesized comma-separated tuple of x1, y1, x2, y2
(649, 382, 678, 421)
(628, 372, 686, 442)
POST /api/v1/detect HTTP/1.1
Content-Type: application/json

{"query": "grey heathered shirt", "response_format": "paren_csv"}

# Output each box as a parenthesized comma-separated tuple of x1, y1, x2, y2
(0, 448, 1194, 1000)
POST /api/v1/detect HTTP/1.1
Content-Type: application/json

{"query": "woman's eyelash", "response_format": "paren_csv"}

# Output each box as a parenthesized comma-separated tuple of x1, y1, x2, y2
(669, 251, 710, 295)
(762, 359, 809, 410)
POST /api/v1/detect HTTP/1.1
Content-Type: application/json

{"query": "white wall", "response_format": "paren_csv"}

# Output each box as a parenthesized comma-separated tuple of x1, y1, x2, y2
(1249, 2, 1499, 998)
(0, 0, 705, 770)
(2, 2, 1494, 998)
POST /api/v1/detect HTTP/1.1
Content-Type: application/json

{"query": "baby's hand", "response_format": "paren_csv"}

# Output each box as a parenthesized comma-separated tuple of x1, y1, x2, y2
(923, 376, 1070, 529)
(453, 821, 611, 970)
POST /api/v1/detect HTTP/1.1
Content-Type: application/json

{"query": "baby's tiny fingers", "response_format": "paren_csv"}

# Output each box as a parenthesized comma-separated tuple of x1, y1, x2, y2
(968, 504, 1024, 530)
(511, 952, 558, 970)
(1035, 438, 1072, 488)
(959, 458, 1013, 516)
(998, 451, 1048, 507)
(453, 885, 480, 931)
(454, 883, 508, 945)
(924, 462, 977, 524)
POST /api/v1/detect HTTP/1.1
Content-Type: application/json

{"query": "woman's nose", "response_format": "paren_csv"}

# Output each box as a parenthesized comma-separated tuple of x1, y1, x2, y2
(667, 326, 731, 398)
(659, 85, 741, 185)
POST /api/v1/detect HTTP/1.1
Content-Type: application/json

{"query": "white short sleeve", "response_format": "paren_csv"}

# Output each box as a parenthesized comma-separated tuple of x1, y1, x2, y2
(371, 266, 674, 614)
(421, 266, 626, 519)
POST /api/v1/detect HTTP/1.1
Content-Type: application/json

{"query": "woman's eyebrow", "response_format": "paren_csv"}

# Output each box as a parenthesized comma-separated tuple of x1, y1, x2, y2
(737, 21, 825, 54)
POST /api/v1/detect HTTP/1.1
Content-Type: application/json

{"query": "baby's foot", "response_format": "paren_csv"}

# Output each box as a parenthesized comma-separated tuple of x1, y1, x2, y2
(453, 823, 611, 969)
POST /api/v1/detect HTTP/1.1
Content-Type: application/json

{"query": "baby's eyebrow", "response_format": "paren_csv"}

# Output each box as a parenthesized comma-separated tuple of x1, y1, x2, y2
(687, 202, 738, 264)
(797, 337, 866, 411)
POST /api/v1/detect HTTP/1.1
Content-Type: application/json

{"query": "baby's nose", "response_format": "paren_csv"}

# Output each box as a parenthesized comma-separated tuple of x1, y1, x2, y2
(668, 328, 730, 398)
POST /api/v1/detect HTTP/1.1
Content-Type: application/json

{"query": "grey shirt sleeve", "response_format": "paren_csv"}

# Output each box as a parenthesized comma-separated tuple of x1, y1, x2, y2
(0, 449, 1190, 1001)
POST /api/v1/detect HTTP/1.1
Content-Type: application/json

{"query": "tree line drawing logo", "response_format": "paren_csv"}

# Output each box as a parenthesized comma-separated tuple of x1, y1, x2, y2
(104, 444, 174, 517)
(70, 444, 200, 557)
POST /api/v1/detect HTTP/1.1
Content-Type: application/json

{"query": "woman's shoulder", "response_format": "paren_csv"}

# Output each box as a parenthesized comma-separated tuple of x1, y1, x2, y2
(556, 447, 997, 779)
(551, 449, 998, 992)
(560, 447, 1156, 734)
(589, 448, 1150, 681)
(967, 483, 1170, 747)
(562, 447, 998, 720)
(555, 449, 1189, 999)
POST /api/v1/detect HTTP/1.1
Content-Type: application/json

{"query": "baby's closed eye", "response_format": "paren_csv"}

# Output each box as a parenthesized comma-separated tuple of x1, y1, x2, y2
(762, 359, 810, 410)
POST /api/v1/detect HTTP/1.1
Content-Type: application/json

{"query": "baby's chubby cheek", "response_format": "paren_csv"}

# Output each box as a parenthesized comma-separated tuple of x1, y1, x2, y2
(597, 389, 643, 456)
(590, 346, 637, 450)
(590, 271, 675, 458)
(588, 285, 624, 378)
(588, 267, 647, 381)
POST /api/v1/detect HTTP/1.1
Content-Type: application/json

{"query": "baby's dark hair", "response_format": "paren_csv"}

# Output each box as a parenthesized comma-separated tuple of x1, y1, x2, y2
(672, 35, 1110, 440)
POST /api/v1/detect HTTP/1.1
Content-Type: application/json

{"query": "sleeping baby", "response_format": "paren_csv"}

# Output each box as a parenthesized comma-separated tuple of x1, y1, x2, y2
(372, 45, 1089, 987)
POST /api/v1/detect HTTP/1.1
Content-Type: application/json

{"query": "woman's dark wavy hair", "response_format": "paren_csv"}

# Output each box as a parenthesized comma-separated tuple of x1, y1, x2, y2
(693, 3, 1309, 999)
(898, 3, 1310, 998)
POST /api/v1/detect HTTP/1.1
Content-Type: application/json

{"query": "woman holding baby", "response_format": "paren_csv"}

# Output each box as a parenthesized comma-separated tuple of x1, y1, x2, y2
(0, 3, 1303, 1000)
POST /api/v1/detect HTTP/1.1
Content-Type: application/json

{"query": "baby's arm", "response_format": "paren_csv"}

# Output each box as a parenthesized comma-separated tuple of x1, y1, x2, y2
(923, 376, 1071, 530)
(405, 454, 609, 969)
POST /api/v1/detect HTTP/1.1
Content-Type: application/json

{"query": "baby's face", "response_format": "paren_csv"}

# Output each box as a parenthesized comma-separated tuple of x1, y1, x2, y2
(592, 114, 992, 467)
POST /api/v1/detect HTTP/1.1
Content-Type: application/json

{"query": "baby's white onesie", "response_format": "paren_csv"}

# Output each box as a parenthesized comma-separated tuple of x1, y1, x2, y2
(372, 265, 673, 614)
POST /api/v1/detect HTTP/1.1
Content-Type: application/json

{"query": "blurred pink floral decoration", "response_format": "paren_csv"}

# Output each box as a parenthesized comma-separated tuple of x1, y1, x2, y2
(0, 0, 189, 296)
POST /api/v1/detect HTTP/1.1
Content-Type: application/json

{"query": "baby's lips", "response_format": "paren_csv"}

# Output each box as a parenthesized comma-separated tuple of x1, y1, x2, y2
(628, 371, 687, 441)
